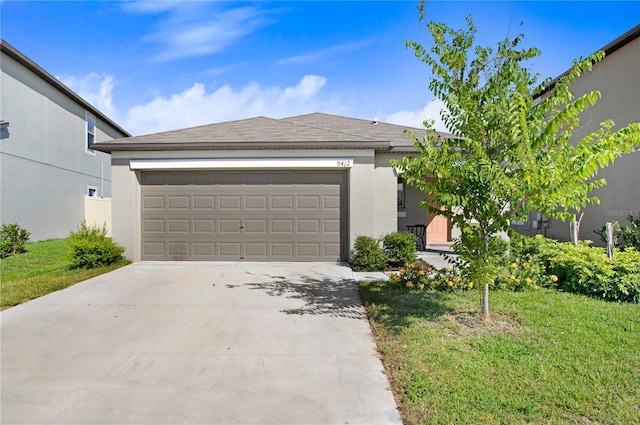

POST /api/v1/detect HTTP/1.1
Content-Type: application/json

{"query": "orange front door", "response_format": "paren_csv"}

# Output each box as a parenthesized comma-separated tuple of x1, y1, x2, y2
(426, 211, 450, 242)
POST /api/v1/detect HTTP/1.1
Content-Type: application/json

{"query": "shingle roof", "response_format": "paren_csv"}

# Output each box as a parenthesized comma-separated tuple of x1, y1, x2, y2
(93, 112, 453, 153)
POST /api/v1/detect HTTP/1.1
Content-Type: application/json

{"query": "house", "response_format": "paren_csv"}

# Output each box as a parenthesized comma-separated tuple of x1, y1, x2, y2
(514, 24, 640, 243)
(0, 40, 130, 241)
(93, 113, 456, 262)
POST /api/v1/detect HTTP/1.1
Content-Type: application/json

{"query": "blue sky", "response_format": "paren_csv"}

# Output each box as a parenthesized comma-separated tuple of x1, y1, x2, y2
(2, 1, 638, 135)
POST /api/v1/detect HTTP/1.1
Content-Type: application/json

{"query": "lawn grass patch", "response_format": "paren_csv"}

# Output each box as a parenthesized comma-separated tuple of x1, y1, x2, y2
(1, 238, 129, 310)
(359, 281, 640, 424)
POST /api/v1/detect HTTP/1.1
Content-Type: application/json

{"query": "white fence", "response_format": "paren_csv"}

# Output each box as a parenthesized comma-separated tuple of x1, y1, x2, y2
(84, 196, 112, 236)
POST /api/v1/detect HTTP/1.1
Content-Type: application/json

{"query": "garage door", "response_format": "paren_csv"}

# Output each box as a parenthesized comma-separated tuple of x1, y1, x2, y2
(140, 171, 347, 261)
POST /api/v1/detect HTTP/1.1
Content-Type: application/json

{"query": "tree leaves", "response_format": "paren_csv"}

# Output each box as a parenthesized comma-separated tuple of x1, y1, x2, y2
(392, 12, 640, 316)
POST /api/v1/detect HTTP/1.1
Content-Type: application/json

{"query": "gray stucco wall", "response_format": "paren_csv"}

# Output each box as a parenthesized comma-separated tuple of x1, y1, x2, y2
(1, 52, 117, 240)
(517, 37, 640, 244)
(109, 149, 398, 262)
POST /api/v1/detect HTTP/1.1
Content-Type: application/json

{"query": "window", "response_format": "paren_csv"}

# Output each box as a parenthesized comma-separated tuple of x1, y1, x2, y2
(87, 186, 98, 197)
(397, 177, 405, 209)
(86, 112, 95, 154)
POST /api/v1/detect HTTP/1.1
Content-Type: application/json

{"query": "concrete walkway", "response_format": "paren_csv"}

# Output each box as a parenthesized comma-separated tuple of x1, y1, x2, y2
(1, 262, 401, 424)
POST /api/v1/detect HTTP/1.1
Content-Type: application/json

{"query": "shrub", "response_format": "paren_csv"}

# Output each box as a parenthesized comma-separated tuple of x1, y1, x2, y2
(351, 235, 387, 271)
(510, 234, 640, 303)
(594, 214, 640, 250)
(390, 262, 471, 292)
(0, 223, 30, 258)
(382, 232, 417, 268)
(68, 221, 124, 269)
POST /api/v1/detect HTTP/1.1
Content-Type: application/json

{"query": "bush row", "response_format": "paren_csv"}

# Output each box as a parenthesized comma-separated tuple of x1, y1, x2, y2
(351, 232, 417, 271)
(510, 234, 640, 303)
(387, 234, 640, 304)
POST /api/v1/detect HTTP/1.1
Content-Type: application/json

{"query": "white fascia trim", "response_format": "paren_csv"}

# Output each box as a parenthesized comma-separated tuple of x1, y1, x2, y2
(129, 158, 354, 170)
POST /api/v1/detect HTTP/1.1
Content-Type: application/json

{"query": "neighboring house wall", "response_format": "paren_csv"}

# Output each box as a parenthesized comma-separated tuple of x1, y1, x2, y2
(517, 32, 640, 244)
(109, 149, 398, 262)
(0, 41, 128, 240)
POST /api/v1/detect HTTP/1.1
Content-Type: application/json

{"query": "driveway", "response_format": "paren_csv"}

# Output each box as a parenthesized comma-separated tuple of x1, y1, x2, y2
(1, 262, 401, 425)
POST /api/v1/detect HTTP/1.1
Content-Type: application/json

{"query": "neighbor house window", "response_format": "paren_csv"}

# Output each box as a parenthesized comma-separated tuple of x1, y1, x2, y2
(87, 186, 98, 197)
(86, 112, 95, 154)
(397, 177, 405, 209)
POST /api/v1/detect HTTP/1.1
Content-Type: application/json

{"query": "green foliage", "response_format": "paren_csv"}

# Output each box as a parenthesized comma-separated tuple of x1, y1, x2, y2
(510, 234, 640, 303)
(351, 235, 387, 271)
(68, 221, 124, 269)
(382, 231, 417, 267)
(1, 238, 130, 309)
(390, 261, 475, 291)
(359, 281, 640, 424)
(392, 8, 640, 316)
(0, 223, 31, 258)
(594, 214, 640, 250)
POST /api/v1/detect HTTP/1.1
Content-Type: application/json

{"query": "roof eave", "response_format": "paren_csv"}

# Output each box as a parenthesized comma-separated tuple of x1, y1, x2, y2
(92, 141, 392, 153)
(534, 24, 640, 99)
(0, 39, 131, 138)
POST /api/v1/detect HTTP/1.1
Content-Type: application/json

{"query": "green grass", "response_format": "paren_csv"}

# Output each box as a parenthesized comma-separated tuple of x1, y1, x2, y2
(1, 238, 130, 310)
(359, 282, 640, 424)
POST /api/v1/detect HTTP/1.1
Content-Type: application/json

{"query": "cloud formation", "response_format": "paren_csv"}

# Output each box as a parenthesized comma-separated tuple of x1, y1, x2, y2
(277, 39, 374, 66)
(125, 2, 272, 62)
(385, 99, 450, 133)
(59, 73, 119, 121)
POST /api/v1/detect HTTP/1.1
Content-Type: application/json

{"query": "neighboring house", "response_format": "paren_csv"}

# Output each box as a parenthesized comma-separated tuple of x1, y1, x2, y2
(514, 24, 640, 243)
(94, 113, 456, 262)
(0, 40, 130, 241)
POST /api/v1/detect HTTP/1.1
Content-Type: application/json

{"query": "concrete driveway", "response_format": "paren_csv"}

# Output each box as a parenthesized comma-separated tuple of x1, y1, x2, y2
(1, 262, 400, 425)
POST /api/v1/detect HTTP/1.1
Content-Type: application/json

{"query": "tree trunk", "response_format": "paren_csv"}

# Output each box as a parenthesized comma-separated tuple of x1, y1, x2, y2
(606, 222, 615, 259)
(481, 231, 490, 320)
(482, 282, 490, 320)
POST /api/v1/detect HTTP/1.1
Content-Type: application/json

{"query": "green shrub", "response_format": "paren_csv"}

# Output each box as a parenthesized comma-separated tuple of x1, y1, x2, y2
(594, 214, 640, 250)
(0, 223, 30, 258)
(68, 221, 124, 269)
(510, 234, 640, 303)
(351, 235, 387, 271)
(382, 231, 417, 268)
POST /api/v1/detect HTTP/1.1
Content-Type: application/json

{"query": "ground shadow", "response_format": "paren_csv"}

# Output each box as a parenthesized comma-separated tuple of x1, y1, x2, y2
(228, 272, 367, 319)
(357, 281, 456, 333)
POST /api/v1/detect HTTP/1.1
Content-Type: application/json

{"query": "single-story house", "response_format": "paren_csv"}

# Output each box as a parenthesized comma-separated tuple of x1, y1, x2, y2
(93, 113, 457, 262)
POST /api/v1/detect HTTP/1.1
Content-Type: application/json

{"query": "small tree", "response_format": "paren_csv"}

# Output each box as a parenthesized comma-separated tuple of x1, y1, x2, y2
(393, 6, 640, 318)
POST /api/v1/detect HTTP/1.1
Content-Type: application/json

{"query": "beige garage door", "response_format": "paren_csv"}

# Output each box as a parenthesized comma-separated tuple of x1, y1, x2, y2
(140, 170, 347, 261)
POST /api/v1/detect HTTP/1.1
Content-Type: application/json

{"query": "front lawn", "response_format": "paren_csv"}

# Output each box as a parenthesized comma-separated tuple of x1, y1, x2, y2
(1, 238, 129, 310)
(359, 281, 640, 424)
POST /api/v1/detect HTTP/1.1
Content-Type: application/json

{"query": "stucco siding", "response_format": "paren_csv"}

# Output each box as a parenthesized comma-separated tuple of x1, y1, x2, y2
(518, 36, 640, 244)
(374, 154, 399, 238)
(0, 48, 120, 240)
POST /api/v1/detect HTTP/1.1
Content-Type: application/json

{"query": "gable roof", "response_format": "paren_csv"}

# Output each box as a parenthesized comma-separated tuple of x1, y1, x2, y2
(93, 112, 452, 153)
(1, 39, 131, 138)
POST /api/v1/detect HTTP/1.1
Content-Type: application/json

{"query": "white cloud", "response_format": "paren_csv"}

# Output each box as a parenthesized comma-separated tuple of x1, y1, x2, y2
(385, 99, 450, 133)
(126, 2, 272, 61)
(277, 39, 374, 66)
(122, 74, 330, 135)
(60, 73, 120, 121)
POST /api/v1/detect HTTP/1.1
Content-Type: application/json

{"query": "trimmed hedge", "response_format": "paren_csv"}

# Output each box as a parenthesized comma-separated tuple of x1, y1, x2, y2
(382, 231, 417, 268)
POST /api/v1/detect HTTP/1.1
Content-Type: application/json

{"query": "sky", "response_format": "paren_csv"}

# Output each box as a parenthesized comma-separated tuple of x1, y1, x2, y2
(1, 1, 638, 136)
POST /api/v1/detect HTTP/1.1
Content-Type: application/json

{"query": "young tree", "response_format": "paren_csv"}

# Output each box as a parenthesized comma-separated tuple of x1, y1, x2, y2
(392, 10, 640, 319)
